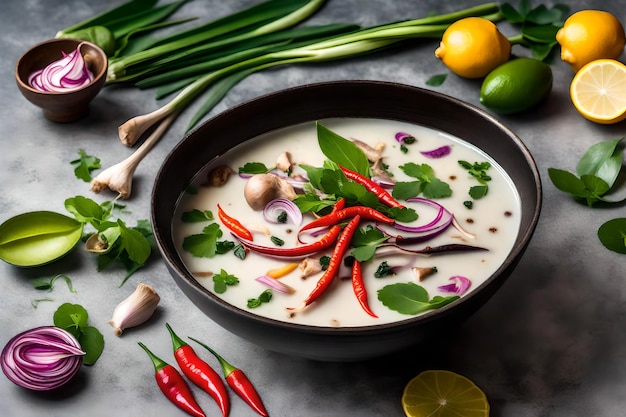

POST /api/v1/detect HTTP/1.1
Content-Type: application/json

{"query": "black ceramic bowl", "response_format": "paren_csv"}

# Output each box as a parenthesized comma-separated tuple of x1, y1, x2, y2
(151, 81, 542, 362)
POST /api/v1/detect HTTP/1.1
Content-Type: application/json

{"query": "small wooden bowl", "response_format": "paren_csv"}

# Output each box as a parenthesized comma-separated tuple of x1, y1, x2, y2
(15, 38, 108, 122)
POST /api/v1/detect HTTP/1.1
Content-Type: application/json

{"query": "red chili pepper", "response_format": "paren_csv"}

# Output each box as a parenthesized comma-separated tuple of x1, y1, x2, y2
(138, 342, 206, 417)
(299, 205, 394, 233)
(239, 224, 341, 258)
(166, 323, 230, 417)
(217, 204, 254, 241)
(330, 197, 346, 214)
(351, 259, 378, 318)
(288, 215, 361, 311)
(339, 165, 404, 208)
(189, 337, 269, 417)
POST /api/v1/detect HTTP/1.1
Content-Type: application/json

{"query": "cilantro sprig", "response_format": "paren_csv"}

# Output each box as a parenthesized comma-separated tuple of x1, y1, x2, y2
(392, 162, 452, 200)
(212, 269, 239, 294)
(459, 160, 492, 203)
(71, 149, 101, 182)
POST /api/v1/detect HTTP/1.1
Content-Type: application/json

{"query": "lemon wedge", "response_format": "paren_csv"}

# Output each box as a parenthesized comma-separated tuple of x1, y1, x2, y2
(401, 370, 490, 417)
(570, 59, 626, 124)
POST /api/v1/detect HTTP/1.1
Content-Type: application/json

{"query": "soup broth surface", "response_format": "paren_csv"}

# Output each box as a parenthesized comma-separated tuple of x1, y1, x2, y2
(173, 118, 521, 327)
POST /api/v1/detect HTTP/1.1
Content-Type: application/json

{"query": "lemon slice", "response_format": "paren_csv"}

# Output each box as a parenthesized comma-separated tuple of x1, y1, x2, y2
(401, 370, 490, 417)
(570, 59, 626, 124)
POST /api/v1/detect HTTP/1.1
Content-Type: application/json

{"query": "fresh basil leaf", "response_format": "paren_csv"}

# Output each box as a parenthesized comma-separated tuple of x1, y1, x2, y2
(317, 122, 370, 177)
(53, 303, 89, 332)
(117, 220, 151, 265)
(548, 168, 588, 196)
(426, 73, 447, 87)
(182, 209, 214, 223)
(183, 223, 223, 258)
(522, 23, 560, 43)
(525, 5, 563, 25)
(352, 226, 388, 262)
(65, 195, 107, 229)
(531, 42, 557, 61)
(576, 138, 623, 188)
(597, 218, 626, 254)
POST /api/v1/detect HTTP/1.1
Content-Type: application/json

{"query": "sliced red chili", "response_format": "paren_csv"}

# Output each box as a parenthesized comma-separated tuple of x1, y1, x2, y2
(190, 337, 269, 417)
(217, 203, 254, 241)
(237, 225, 341, 258)
(339, 165, 404, 208)
(138, 342, 206, 417)
(351, 259, 378, 318)
(288, 215, 361, 311)
(166, 324, 230, 417)
(299, 205, 394, 233)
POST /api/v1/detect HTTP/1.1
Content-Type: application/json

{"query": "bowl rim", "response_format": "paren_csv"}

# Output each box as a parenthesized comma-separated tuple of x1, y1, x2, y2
(152, 80, 542, 336)
(15, 38, 108, 95)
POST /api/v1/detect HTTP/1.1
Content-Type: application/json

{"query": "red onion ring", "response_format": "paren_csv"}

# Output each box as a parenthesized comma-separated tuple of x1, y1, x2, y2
(1, 326, 84, 391)
(263, 198, 303, 226)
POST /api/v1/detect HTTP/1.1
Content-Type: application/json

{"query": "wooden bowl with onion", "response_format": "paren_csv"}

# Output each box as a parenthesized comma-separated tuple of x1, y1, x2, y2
(151, 81, 542, 362)
(15, 38, 107, 122)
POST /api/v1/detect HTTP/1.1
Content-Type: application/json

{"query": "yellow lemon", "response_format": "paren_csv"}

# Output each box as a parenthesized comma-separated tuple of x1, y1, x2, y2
(570, 59, 626, 124)
(401, 370, 490, 417)
(435, 17, 511, 79)
(556, 10, 626, 72)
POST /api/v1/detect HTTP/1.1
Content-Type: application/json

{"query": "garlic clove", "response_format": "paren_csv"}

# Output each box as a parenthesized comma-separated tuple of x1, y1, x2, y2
(109, 283, 160, 336)
(276, 152, 293, 172)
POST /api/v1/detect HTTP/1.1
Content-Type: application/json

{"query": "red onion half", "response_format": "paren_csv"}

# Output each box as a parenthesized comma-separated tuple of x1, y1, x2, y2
(1, 326, 84, 391)
(28, 43, 94, 92)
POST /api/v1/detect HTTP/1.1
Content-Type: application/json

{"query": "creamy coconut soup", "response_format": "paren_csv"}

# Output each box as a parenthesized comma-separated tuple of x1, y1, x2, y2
(173, 118, 520, 327)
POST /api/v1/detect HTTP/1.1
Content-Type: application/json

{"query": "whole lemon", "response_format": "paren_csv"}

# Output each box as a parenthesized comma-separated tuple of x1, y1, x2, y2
(480, 58, 553, 114)
(435, 17, 511, 79)
(556, 10, 626, 72)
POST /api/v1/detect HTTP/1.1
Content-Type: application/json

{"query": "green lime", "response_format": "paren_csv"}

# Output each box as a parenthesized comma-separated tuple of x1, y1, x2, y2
(479, 57, 553, 114)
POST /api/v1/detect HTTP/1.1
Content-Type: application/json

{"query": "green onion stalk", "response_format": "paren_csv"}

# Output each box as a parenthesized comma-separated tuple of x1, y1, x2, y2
(96, 2, 502, 198)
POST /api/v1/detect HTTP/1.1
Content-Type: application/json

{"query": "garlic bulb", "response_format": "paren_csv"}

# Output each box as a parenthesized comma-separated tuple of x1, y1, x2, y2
(109, 283, 160, 336)
(244, 173, 296, 210)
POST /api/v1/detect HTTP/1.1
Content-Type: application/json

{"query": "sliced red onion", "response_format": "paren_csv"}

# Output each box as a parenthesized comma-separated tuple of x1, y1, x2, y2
(377, 197, 454, 243)
(438, 276, 472, 295)
(395, 132, 416, 144)
(255, 275, 295, 294)
(420, 145, 451, 159)
(1, 326, 84, 391)
(263, 198, 303, 226)
(28, 43, 94, 93)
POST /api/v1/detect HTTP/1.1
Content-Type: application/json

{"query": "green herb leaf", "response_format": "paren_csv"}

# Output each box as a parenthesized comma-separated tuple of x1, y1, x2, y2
(181, 209, 214, 223)
(271, 236, 285, 246)
(469, 185, 489, 199)
(117, 219, 151, 265)
(598, 218, 626, 254)
(183, 223, 224, 258)
(32, 274, 76, 293)
(374, 261, 396, 278)
(79, 325, 105, 366)
(247, 289, 273, 308)
(393, 163, 452, 199)
(377, 282, 459, 315)
(317, 122, 370, 177)
(213, 269, 239, 294)
(239, 162, 271, 174)
(70, 149, 101, 182)
(65, 195, 108, 230)
(233, 244, 247, 260)
(576, 137, 623, 189)
(426, 73, 447, 87)
(352, 226, 388, 262)
(53, 303, 89, 336)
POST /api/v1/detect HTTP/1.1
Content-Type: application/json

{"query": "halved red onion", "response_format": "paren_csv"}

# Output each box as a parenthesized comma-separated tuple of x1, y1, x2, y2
(263, 198, 303, 226)
(1, 326, 84, 391)
(420, 145, 451, 159)
(28, 43, 94, 93)
(438, 276, 472, 295)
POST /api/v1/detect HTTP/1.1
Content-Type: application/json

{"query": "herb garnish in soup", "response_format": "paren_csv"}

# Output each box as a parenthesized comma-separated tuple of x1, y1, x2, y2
(174, 119, 521, 327)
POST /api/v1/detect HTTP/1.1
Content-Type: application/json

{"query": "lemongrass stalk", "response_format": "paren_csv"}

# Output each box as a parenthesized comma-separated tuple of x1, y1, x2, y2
(92, 113, 177, 198)
(107, 0, 326, 81)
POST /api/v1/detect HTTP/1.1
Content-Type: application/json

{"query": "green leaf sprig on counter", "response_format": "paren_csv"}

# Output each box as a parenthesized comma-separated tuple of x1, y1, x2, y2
(548, 137, 626, 254)
(53, 303, 104, 365)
